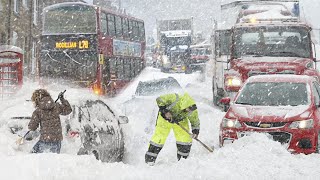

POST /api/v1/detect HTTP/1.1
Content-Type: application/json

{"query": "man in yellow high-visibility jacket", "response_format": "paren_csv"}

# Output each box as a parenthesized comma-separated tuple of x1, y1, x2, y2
(145, 92, 200, 165)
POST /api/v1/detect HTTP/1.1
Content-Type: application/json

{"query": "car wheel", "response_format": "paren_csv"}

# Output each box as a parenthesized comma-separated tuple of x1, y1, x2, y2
(92, 150, 100, 160)
(185, 67, 192, 74)
(117, 129, 125, 162)
(212, 80, 222, 106)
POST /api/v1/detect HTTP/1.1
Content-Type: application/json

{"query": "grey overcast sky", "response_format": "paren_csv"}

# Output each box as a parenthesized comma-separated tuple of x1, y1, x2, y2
(84, 0, 320, 40)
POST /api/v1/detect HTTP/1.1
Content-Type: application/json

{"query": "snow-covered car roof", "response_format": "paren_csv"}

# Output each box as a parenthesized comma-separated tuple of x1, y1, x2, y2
(135, 77, 183, 96)
(246, 74, 315, 83)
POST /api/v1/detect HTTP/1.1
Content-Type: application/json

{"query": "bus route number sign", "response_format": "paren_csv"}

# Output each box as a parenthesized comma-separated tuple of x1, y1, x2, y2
(55, 40, 89, 49)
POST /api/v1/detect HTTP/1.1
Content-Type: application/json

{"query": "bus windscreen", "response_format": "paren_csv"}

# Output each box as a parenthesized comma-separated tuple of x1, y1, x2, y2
(43, 5, 97, 34)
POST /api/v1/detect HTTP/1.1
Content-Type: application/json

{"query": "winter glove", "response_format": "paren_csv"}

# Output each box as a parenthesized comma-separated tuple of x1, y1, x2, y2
(58, 91, 65, 100)
(191, 129, 199, 139)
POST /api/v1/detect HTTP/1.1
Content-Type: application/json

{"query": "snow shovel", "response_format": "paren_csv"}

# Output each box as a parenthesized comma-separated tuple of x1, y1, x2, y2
(176, 122, 214, 153)
(15, 130, 31, 146)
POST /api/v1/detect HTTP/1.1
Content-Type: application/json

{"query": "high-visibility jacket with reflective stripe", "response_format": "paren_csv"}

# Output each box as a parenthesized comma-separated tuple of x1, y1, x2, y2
(156, 93, 200, 130)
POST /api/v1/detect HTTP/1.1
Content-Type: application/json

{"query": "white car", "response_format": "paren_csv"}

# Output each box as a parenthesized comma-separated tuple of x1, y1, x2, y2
(121, 77, 183, 134)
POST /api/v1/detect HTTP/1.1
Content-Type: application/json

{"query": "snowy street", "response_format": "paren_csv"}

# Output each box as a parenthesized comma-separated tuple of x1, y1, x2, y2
(0, 0, 320, 179)
(1, 67, 320, 180)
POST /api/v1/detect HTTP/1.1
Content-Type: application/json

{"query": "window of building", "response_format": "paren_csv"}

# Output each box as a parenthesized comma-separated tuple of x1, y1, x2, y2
(101, 13, 107, 34)
(23, 0, 29, 9)
(31, 41, 36, 74)
(0, 33, 6, 45)
(107, 14, 116, 37)
(33, 0, 38, 25)
(12, 31, 18, 46)
(14, 0, 20, 14)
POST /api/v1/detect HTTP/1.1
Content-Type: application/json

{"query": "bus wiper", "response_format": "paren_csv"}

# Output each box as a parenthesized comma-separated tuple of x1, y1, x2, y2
(243, 52, 261, 56)
(264, 51, 304, 57)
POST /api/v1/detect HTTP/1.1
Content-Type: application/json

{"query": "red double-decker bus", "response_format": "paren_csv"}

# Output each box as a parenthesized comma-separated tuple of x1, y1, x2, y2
(41, 2, 145, 95)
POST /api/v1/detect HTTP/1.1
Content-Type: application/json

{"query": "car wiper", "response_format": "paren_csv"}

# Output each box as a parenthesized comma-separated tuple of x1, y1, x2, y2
(235, 102, 253, 105)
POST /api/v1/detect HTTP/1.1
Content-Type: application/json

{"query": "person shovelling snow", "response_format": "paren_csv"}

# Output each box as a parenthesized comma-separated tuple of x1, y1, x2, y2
(27, 89, 72, 153)
(145, 92, 200, 165)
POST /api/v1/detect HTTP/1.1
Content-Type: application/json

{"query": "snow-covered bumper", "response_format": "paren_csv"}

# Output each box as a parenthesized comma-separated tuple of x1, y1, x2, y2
(219, 121, 318, 154)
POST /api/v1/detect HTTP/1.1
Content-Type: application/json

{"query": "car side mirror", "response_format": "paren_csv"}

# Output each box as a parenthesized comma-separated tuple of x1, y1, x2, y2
(220, 97, 231, 105)
(119, 116, 129, 124)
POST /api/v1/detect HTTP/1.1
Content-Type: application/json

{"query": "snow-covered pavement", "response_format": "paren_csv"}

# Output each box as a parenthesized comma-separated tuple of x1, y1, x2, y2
(1, 67, 320, 180)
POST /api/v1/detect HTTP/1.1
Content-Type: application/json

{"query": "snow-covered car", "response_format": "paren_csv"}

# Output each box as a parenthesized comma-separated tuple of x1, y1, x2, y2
(3, 99, 128, 162)
(121, 77, 183, 133)
(219, 75, 320, 154)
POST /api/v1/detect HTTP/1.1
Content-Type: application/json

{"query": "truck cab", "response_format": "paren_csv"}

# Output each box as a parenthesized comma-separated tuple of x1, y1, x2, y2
(212, 0, 319, 106)
(155, 19, 193, 73)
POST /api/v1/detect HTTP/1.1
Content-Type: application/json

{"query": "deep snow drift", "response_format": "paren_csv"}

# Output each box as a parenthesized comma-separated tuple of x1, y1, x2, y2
(1, 67, 320, 179)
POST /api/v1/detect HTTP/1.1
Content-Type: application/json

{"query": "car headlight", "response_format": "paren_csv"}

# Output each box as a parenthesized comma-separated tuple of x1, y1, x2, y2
(305, 62, 314, 69)
(225, 76, 242, 87)
(289, 119, 314, 129)
(222, 118, 242, 128)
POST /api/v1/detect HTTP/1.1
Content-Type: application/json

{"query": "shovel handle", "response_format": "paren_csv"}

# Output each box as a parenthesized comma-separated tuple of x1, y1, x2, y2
(23, 131, 30, 138)
(176, 122, 214, 153)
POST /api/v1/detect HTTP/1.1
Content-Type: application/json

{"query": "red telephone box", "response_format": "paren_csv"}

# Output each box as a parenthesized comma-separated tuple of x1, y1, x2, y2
(0, 45, 24, 97)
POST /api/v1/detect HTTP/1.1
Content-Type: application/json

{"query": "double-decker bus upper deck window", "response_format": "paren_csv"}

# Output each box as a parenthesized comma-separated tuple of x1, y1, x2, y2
(122, 18, 129, 38)
(128, 20, 133, 39)
(43, 5, 97, 34)
(138, 22, 145, 41)
(115, 16, 123, 38)
(107, 14, 116, 37)
(101, 13, 107, 34)
(132, 21, 139, 41)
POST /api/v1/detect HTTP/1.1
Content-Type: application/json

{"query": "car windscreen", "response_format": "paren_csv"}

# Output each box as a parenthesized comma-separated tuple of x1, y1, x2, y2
(135, 78, 182, 96)
(235, 82, 309, 106)
(233, 26, 311, 58)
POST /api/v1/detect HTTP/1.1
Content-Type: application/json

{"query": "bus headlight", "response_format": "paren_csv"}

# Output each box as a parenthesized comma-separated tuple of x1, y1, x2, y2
(289, 119, 314, 129)
(162, 55, 168, 64)
(225, 76, 242, 87)
(222, 118, 242, 128)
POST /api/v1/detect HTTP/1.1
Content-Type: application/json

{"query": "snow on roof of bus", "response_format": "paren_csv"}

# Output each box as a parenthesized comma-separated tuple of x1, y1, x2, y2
(44, 2, 144, 22)
(44, 2, 93, 11)
(0, 45, 23, 54)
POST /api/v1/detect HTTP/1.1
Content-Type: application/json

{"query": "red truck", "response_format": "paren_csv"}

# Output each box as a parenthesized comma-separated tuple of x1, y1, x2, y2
(212, 0, 320, 106)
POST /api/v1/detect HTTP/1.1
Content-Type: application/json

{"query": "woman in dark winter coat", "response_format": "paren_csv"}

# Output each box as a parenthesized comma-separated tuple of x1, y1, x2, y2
(28, 89, 72, 153)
